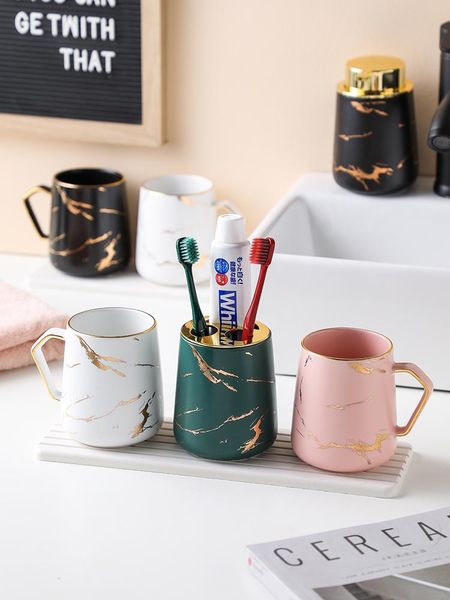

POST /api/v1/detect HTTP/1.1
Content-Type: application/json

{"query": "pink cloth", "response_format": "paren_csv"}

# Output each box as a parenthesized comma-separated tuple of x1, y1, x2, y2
(0, 282, 67, 371)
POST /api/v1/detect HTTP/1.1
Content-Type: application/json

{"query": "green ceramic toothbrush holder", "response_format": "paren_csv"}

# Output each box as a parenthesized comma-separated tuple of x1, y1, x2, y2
(173, 320, 277, 460)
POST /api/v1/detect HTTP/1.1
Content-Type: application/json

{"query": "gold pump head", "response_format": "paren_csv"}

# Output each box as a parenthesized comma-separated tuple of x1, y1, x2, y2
(338, 55, 412, 98)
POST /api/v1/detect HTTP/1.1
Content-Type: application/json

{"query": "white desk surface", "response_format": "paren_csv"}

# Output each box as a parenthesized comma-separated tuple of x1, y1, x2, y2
(0, 254, 449, 599)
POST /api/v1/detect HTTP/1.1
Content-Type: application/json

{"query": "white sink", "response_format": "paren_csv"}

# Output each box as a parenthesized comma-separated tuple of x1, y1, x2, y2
(252, 173, 450, 391)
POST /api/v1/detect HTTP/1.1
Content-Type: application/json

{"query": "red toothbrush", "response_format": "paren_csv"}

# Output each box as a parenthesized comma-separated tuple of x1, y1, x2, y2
(241, 237, 275, 344)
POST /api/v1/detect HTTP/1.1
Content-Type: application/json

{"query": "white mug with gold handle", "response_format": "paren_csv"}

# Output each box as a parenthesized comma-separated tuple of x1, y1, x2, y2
(135, 174, 237, 286)
(31, 307, 163, 448)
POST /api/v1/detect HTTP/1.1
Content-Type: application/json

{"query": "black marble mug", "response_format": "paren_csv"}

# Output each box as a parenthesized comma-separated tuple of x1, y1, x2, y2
(23, 168, 130, 277)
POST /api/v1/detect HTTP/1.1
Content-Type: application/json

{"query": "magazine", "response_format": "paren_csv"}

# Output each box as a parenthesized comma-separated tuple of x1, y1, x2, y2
(246, 506, 450, 600)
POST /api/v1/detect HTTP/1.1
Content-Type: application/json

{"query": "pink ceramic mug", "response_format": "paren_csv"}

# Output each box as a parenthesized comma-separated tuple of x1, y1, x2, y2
(291, 327, 433, 472)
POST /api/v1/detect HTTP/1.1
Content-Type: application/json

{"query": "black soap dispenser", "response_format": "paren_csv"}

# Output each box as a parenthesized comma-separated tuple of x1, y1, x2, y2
(333, 56, 418, 194)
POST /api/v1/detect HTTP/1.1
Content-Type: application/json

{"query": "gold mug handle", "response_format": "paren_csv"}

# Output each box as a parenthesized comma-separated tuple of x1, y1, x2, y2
(23, 185, 51, 239)
(394, 362, 433, 436)
(31, 328, 66, 401)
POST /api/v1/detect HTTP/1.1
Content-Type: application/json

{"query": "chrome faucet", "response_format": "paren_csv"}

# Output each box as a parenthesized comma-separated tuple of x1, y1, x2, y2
(428, 22, 450, 196)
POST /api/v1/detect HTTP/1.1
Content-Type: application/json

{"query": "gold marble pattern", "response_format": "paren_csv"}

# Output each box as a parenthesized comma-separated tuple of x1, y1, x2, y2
(190, 346, 275, 392)
(96, 233, 122, 272)
(349, 362, 386, 375)
(315, 431, 392, 465)
(334, 164, 394, 191)
(349, 363, 373, 375)
(57, 185, 95, 221)
(50, 231, 112, 257)
(191, 346, 239, 392)
(338, 131, 373, 141)
(65, 390, 146, 423)
(78, 337, 126, 377)
(99, 208, 125, 215)
(350, 101, 388, 117)
(175, 406, 259, 436)
(240, 416, 265, 453)
(52, 233, 66, 244)
(176, 407, 203, 417)
(326, 399, 368, 411)
(131, 391, 158, 438)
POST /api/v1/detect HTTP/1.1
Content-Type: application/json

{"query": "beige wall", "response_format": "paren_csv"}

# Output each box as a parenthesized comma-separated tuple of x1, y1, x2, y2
(1, 0, 448, 255)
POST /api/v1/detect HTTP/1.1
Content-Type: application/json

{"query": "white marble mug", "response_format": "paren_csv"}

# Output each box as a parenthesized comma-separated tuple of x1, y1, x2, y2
(31, 307, 163, 448)
(135, 174, 236, 286)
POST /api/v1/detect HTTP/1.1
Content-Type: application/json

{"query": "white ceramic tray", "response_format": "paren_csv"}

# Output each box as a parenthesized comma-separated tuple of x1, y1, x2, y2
(36, 422, 413, 498)
(252, 173, 450, 390)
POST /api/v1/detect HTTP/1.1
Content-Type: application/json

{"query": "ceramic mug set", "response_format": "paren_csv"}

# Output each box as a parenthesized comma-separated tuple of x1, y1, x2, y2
(32, 309, 433, 473)
(24, 170, 234, 285)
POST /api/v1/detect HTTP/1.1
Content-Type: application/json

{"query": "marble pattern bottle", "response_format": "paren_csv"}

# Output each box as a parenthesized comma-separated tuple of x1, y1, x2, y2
(333, 56, 418, 194)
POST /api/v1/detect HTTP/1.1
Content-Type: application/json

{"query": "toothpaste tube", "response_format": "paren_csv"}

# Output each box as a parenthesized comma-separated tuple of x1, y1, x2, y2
(209, 214, 251, 344)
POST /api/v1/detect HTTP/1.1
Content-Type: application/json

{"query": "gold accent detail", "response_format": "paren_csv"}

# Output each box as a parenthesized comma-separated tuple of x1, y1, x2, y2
(30, 331, 65, 401)
(338, 56, 412, 98)
(326, 399, 368, 411)
(394, 366, 432, 436)
(57, 185, 95, 221)
(396, 154, 410, 170)
(334, 164, 393, 191)
(349, 363, 373, 375)
(50, 231, 112, 257)
(78, 337, 126, 377)
(65, 391, 147, 423)
(68, 308, 156, 339)
(175, 407, 258, 436)
(99, 208, 125, 215)
(51, 233, 66, 244)
(349, 362, 386, 375)
(96, 233, 122, 272)
(315, 431, 392, 465)
(131, 391, 157, 438)
(349, 101, 388, 116)
(240, 415, 265, 453)
(191, 346, 238, 392)
(175, 407, 202, 417)
(338, 131, 373, 141)
(181, 319, 270, 348)
(301, 328, 393, 361)
(189, 347, 274, 391)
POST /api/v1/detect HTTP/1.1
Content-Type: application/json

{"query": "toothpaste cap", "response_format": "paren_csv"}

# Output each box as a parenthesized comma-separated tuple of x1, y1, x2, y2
(214, 213, 246, 244)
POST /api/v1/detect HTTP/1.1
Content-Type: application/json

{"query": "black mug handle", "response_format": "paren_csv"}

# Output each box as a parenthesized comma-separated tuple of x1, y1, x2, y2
(23, 185, 51, 239)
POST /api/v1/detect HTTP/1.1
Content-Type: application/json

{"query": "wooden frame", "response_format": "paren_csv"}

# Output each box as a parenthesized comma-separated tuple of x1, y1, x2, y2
(0, 0, 163, 147)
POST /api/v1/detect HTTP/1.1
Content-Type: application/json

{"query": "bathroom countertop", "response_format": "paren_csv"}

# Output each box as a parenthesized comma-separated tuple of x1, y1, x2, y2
(0, 254, 449, 599)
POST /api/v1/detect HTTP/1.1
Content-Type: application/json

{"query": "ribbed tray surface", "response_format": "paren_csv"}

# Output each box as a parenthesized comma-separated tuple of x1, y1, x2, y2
(36, 422, 413, 498)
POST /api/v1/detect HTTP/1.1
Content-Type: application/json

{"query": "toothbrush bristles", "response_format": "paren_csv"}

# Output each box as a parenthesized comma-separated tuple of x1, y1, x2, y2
(176, 237, 200, 265)
(249, 237, 275, 265)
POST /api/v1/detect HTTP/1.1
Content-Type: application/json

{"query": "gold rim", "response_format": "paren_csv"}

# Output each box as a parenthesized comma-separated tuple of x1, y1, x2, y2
(181, 319, 271, 348)
(68, 307, 156, 338)
(55, 169, 125, 190)
(301, 327, 393, 361)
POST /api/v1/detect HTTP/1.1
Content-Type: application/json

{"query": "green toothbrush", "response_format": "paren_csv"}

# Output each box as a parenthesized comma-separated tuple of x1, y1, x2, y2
(176, 237, 209, 337)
